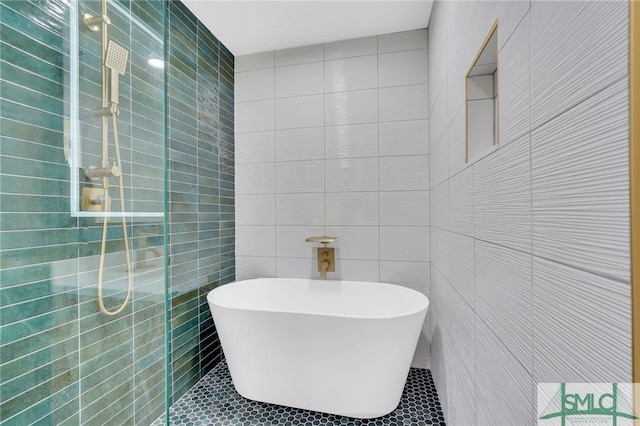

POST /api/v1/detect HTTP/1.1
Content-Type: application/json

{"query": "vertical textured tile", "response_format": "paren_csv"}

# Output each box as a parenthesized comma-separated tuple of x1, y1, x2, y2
(449, 166, 473, 236)
(530, 0, 628, 129)
(533, 258, 631, 383)
(499, 14, 529, 146)
(473, 135, 532, 253)
(475, 319, 534, 426)
(475, 240, 533, 369)
(532, 79, 629, 281)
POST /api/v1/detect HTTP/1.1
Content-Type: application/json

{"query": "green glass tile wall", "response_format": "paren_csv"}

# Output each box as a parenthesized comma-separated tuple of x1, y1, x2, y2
(166, 0, 235, 406)
(0, 0, 234, 424)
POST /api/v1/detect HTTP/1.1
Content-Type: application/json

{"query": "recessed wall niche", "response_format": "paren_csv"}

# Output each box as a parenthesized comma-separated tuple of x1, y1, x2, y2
(466, 23, 498, 163)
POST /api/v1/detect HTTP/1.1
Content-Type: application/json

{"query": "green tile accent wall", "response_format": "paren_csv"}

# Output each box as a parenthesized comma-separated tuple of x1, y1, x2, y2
(0, 0, 234, 424)
(166, 0, 235, 405)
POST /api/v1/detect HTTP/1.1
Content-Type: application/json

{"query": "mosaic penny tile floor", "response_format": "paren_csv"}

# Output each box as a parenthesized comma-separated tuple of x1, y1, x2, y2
(155, 360, 446, 425)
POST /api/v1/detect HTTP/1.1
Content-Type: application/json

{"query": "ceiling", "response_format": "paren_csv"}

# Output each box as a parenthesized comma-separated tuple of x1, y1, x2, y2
(181, 1, 433, 57)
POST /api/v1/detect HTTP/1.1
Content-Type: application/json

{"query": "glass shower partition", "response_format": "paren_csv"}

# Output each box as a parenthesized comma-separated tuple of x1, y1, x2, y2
(68, 0, 167, 424)
(0, 0, 167, 423)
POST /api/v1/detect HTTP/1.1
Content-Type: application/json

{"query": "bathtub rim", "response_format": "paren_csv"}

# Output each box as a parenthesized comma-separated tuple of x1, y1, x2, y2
(207, 277, 429, 320)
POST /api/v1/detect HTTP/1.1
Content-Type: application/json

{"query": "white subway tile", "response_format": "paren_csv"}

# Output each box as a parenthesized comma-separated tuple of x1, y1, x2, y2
(380, 226, 430, 262)
(325, 123, 378, 159)
(276, 225, 325, 258)
(275, 62, 324, 98)
(235, 131, 274, 164)
(275, 160, 324, 193)
(275, 193, 324, 226)
(380, 191, 429, 226)
(275, 44, 323, 66)
(236, 256, 275, 280)
(324, 55, 378, 93)
(275, 94, 324, 129)
(235, 194, 275, 226)
(325, 225, 380, 260)
(378, 29, 428, 53)
(380, 84, 429, 122)
(235, 68, 275, 102)
(325, 89, 378, 126)
(326, 192, 379, 226)
(324, 36, 377, 60)
(235, 51, 275, 72)
(235, 100, 274, 132)
(236, 226, 275, 257)
(379, 155, 429, 191)
(380, 260, 430, 292)
(379, 120, 429, 157)
(235, 162, 275, 195)
(379, 49, 428, 87)
(325, 157, 378, 192)
(329, 259, 380, 282)
(275, 257, 317, 279)
(275, 127, 324, 161)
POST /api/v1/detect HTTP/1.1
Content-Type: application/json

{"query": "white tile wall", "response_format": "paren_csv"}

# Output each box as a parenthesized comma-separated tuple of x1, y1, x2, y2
(275, 62, 324, 98)
(235, 68, 275, 102)
(378, 49, 428, 87)
(324, 36, 377, 60)
(379, 84, 429, 122)
(275, 127, 324, 161)
(428, 0, 630, 422)
(378, 120, 429, 157)
(324, 55, 378, 93)
(325, 123, 378, 159)
(236, 30, 431, 368)
(275, 95, 324, 129)
(325, 89, 379, 126)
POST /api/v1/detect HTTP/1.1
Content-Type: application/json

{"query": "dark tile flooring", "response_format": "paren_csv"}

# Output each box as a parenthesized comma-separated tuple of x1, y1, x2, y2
(156, 360, 446, 425)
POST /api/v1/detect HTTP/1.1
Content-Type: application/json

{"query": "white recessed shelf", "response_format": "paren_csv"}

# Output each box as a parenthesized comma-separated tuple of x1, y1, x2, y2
(466, 22, 498, 163)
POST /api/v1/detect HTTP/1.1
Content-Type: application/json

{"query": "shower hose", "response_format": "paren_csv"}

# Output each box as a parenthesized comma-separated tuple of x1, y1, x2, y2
(97, 113, 132, 316)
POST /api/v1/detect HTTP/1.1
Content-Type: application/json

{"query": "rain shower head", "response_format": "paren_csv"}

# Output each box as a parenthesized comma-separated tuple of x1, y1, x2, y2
(105, 39, 129, 105)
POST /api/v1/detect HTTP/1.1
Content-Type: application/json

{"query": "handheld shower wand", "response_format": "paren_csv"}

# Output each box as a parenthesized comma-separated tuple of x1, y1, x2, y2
(84, 0, 133, 316)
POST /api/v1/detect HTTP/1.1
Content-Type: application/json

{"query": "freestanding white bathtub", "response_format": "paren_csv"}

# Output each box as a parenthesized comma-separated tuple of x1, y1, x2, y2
(207, 278, 429, 419)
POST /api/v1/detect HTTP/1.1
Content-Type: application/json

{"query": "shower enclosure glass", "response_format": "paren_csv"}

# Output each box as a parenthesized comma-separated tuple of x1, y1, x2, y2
(0, 0, 168, 424)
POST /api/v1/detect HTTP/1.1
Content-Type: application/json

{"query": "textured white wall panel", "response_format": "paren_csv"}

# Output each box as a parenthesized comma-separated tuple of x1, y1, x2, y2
(498, 14, 529, 147)
(530, 0, 628, 129)
(475, 240, 533, 368)
(475, 318, 534, 426)
(473, 135, 532, 253)
(449, 166, 473, 236)
(532, 80, 629, 281)
(533, 258, 631, 383)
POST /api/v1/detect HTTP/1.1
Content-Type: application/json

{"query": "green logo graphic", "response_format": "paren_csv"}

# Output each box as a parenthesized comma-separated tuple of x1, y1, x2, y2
(538, 383, 637, 426)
